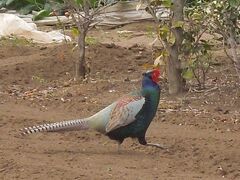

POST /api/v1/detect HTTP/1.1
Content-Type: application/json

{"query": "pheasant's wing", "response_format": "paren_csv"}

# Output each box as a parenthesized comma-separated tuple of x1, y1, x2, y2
(105, 95, 145, 133)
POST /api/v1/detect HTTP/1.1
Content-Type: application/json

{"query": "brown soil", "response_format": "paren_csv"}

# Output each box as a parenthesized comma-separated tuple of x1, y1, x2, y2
(0, 22, 239, 180)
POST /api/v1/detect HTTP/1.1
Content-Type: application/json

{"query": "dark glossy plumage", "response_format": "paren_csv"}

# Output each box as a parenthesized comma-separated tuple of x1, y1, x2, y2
(107, 71, 161, 145)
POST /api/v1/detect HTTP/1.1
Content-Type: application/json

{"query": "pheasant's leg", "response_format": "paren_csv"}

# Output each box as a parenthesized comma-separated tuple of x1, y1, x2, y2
(138, 137, 167, 149)
(117, 142, 121, 153)
(117, 139, 124, 153)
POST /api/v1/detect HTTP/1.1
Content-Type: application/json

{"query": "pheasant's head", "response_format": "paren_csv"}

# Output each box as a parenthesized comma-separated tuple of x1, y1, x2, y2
(142, 68, 161, 94)
(142, 68, 160, 84)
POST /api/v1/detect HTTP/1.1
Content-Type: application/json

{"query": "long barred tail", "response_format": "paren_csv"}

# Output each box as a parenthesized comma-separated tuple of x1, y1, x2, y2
(20, 119, 89, 135)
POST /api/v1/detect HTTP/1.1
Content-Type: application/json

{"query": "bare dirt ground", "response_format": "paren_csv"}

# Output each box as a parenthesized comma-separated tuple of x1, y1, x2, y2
(0, 22, 239, 180)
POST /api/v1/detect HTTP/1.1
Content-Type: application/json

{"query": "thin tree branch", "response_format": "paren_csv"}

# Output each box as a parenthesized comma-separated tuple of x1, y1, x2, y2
(144, 0, 170, 51)
(145, 0, 159, 24)
(195, 27, 208, 45)
(70, 13, 81, 30)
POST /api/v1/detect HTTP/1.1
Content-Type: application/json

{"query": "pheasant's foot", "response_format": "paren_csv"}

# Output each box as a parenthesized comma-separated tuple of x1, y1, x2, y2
(117, 142, 121, 153)
(146, 143, 167, 149)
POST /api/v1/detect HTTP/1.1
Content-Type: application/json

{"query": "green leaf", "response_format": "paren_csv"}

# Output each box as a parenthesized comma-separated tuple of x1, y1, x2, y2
(6, 0, 16, 6)
(33, 9, 50, 21)
(159, 25, 170, 39)
(0, 0, 7, 8)
(44, 3, 52, 11)
(162, 0, 172, 8)
(229, 0, 239, 7)
(75, 0, 83, 6)
(161, 49, 169, 57)
(26, 0, 44, 10)
(172, 20, 184, 28)
(71, 27, 80, 37)
(167, 33, 175, 45)
(191, 12, 203, 20)
(90, 0, 98, 8)
(24, 0, 35, 3)
(186, 58, 194, 67)
(182, 69, 194, 80)
(159, 25, 170, 33)
(19, 4, 35, 14)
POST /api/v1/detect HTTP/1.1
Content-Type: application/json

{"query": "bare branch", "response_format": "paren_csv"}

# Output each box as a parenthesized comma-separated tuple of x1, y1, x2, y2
(65, 0, 83, 11)
(63, 0, 118, 80)
(145, 0, 159, 24)
(211, 20, 228, 40)
(195, 27, 208, 45)
(70, 13, 81, 30)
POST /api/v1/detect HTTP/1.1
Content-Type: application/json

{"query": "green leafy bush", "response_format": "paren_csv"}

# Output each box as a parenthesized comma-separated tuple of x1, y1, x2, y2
(0, 0, 64, 20)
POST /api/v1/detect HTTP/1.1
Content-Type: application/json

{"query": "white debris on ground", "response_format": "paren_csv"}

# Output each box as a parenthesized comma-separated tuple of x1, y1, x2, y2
(0, 13, 71, 43)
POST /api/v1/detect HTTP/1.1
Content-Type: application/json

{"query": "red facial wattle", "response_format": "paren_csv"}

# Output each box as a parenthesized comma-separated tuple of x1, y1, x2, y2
(151, 69, 160, 83)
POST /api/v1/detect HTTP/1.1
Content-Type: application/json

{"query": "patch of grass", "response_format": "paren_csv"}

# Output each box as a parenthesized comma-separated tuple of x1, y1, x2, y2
(85, 36, 98, 45)
(0, 36, 34, 46)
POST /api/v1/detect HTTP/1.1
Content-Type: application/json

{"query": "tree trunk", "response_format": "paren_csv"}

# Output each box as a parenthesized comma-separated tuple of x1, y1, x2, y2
(75, 30, 87, 81)
(167, 46, 184, 94)
(228, 29, 240, 81)
(167, 0, 185, 94)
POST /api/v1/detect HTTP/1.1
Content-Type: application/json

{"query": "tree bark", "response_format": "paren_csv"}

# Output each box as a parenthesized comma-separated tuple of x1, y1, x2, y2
(167, 0, 185, 94)
(75, 30, 87, 81)
(167, 46, 184, 94)
(228, 29, 240, 81)
(70, 0, 91, 81)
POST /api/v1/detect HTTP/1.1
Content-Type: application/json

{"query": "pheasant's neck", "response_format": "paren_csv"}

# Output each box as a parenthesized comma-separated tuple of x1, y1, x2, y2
(147, 91, 160, 114)
(142, 87, 161, 125)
